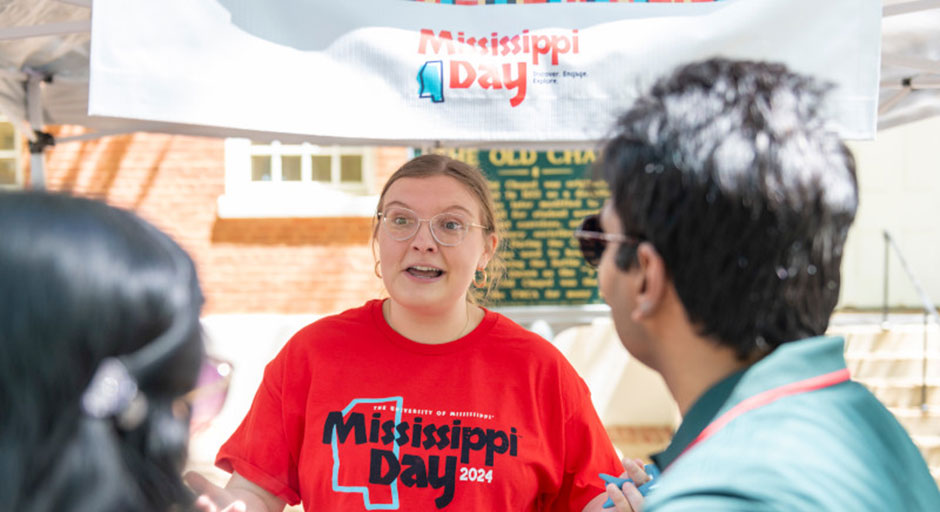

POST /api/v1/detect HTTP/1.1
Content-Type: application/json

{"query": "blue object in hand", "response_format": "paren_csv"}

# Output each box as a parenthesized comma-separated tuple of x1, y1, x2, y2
(600, 464, 660, 508)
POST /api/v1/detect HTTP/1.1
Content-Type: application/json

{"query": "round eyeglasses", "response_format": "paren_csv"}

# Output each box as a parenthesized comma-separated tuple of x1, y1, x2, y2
(378, 206, 488, 247)
(573, 213, 642, 267)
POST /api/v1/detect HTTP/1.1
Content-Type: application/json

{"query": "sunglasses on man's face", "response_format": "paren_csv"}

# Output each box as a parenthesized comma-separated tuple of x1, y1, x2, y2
(573, 214, 641, 268)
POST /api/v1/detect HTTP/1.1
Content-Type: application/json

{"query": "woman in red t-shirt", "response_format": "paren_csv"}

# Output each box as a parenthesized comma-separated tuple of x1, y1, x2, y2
(186, 154, 621, 512)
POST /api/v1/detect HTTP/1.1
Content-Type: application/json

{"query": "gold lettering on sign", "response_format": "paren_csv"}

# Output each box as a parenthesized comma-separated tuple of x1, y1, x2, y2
(522, 279, 555, 289)
(483, 150, 606, 306)
(531, 209, 568, 219)
(546, 150, 596, 165)
(511, 289, 540, 299)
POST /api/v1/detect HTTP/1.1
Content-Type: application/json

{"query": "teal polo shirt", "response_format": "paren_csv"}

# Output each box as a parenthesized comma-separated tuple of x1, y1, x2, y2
(645, 336, 940, 511)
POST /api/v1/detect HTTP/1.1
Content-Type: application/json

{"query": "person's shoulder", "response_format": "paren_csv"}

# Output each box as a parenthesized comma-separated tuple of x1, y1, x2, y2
(285, 300, 380, 350)
(661, 396, 937, 511)
(653, 435, 927, 512)
(487, 310, 563, 355)
(485, 311, 585, 377)
(295, 300, 377, 334)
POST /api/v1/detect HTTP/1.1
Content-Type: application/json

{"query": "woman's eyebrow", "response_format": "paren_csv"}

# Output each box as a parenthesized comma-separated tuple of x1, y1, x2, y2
(383, 200, 408, 209)
(383, 201, 473, 216)
(443, 205, 473, 215)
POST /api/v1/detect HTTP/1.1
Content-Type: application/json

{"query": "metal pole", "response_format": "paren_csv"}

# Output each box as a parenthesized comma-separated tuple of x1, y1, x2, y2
(882, 231, 890, 327)
(26, 72, 45, 190)
(922, 311, 929, 412)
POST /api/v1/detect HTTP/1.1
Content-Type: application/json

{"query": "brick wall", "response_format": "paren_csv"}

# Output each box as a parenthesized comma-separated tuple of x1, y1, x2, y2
(37, 126, 410, 315)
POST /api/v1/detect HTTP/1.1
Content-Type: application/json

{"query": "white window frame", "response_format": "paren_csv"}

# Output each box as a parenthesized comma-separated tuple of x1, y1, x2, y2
(218, 138, 378, 218)
(0, 117, 23, 189)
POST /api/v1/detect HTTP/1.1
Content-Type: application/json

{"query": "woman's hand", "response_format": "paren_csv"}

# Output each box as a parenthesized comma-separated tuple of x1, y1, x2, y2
(185, 471, 286, 512)
(185, 471, 247, 512)
(183, 471, 248, 512)
(602, 458, 650, 512)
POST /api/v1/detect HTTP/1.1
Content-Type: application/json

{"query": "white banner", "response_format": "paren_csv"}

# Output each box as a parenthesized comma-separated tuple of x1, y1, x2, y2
(88, 0, 881, 146)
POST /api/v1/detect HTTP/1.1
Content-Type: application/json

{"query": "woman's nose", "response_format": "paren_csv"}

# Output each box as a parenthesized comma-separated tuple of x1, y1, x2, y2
(411, 220, 438, 251)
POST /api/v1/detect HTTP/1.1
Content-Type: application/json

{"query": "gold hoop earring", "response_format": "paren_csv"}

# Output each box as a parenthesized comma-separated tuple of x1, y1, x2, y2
(375, 260, 382, 279)
(473, 268, 488, 288)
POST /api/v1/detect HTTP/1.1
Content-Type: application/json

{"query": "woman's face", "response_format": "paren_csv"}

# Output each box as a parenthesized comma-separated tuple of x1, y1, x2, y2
(377, 175, 497, 316)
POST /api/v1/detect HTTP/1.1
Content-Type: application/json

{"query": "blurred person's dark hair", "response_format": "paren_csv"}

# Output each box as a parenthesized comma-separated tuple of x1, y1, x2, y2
(599, 58, 858, 359)
(0, 191, 205, 511)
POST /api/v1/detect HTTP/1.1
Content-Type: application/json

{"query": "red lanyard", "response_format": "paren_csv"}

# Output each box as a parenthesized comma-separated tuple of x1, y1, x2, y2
(679, 368, 851, 458)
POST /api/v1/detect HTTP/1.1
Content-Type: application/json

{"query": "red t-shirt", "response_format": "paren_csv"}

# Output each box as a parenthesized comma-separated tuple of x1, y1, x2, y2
(217, 299, 620, 511)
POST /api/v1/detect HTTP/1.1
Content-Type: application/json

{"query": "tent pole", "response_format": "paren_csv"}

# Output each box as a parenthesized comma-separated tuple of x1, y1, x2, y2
(881, 54, 940, 74)
(54, 0, 92, 7)
(56, 130, 138, 144)
(26, 72, 49, 190)
(879, 88, 912, 116)
(0, 20, 90, 41)
(883, 0, 940, 17)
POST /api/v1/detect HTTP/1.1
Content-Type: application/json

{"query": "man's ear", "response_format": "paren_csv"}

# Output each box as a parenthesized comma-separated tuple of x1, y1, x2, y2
(632, 242, 667, 321)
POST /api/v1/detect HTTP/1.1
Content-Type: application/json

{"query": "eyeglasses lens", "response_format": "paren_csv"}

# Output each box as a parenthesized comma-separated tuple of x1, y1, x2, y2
(188, 356, 232, 434)
(577, 214, 604, 268)
(381, 207, 469, 247)
(382, 208, 418, 240)
(430, 213, 468, 246)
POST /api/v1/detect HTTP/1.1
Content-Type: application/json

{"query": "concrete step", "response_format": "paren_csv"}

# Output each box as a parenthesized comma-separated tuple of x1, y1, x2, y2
(889, 406, 940, 437)
(829, 323, 940, 353)
(844, 352, 940, 380)
(914, 435, 940, 464)
(605, 425, 673, 462)
(855, 378, 940, 409)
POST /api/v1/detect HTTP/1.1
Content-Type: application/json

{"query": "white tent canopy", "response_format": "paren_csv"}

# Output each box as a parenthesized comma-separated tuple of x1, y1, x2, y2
(880, 0, 940, 130)
(0, 0, 937, 183)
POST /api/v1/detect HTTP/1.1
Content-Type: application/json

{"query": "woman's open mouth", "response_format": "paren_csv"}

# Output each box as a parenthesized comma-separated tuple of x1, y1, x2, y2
(406, 265, 444, 279)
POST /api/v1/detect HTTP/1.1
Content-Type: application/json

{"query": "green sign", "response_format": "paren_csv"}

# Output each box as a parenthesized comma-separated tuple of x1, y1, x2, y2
(430, 148, 608, 306)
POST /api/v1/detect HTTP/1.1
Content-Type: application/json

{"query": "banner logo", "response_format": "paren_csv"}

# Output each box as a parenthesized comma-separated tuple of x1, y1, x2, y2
(417, 61, 445, 103)
(417, 28, 580, 107)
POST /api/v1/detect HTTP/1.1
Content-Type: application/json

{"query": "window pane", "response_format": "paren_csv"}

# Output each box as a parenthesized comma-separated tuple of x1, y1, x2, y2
(251, 155, 272, 181)
(0, 123, 14, 150)
(340, 155, 363, 183)
(282, 156, 301, 181)
(0, 159, 16, 185)
(311, 155, 331, 182)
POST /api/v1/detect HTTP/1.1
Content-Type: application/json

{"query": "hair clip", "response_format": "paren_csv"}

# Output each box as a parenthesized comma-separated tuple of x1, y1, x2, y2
(81, 357, 139, 420)
(755, 335, 771, 352)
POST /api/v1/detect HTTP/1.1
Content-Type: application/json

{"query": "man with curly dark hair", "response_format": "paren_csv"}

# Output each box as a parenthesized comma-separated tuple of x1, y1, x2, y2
(577, 58, 940, 511)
